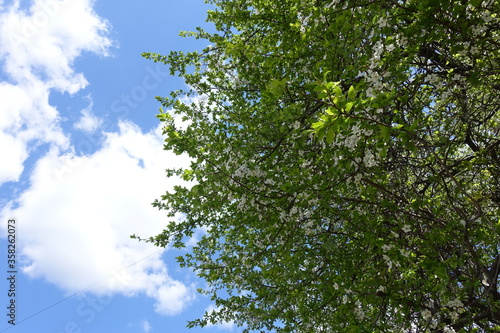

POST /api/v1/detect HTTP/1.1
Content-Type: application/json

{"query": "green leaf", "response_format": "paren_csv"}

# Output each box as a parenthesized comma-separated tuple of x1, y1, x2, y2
(326, 126, 336, 144)
(347, 85, 356, 100)
(345, 101, 354, 112)
(311, 121, 324, 130)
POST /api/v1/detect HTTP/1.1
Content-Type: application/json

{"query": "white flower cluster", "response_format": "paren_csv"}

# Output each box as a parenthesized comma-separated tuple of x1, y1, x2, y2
(352, 173, 362, 184)
(233, 163, 250, 177)
(233, 163, 267, 179)
(264, 178, 276, 186)
(377, 16, 389, 28)
(400, 249, 410, 257)
(363, 150, 377, 168)
(421, 309, 432, 321)
(425, 73, 442, 87)
(335, 124, 374, 151)
(382, 244, 394, 252)
(481, 10, 494, 23)
(471, 24, 487, 36)
(482, 0, 494, 7)
(335, 132, 359, 151)
(232, 76, 249, 89)
(326, 0, 340, 8)
(446, 299, 464, 309)
(304, 221, 315, 235)
(297, 9, 326, 33)
(237, 195, 248, 211)
(353, 300, 365, 320)
(363, 68, 390, 98)
(396, 33, 408, 48)
(470, 45, 480, 56)
(450, 311, 459, 321)
(402, 224, 411, 233)
(382, 254, 393, 269)
(382, 249, 401, 270)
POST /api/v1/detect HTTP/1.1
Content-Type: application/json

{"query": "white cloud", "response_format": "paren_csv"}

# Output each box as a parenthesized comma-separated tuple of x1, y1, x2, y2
(152, 280, 195, 316)
(74, 96, 102, 133)
(0, 0, 112, 89)
(0, 121, 194, 314)
(142, 319, 152, 333)
(0, 0, 112, 185)
(0, 80, 69, 184)
(0, 0, 198, 318)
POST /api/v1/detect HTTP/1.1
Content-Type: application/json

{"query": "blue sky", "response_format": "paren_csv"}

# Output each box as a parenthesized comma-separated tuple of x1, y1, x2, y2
(0, 1, 239, 332)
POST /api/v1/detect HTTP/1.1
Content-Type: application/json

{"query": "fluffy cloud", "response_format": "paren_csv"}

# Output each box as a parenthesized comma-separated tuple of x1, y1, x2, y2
(0, 0, 198, 317)
(152, 280, 196, 316)
(74, 97, 102, 133)
(0, 0, 111, 185)
(1, 121, 194, 312)
(0, 0, 111, 88)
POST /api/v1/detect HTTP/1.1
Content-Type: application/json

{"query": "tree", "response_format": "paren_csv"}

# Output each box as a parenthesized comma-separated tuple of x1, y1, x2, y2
(137, 0, 500, 331)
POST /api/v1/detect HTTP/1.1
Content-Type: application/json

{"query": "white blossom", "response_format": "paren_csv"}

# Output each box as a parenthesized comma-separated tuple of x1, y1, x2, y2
(421, 309, 432, 320)
(481, 11, 494, 23)
(354, 301, 365, 320)
(382, 244, 394, 252)
(443, 326, 456, 333)
(363, 150, 377, 168)
(400, 249, 410, 257)
(446, 299, 463, 309)
(364, 128, 373, 136)
(425, 73, 441, 86)
(482, 0, 494, 7)
(377, 17, 388, 28)
(353, 173, 362, 184)
(398, 35, 408, 47)
(471, 24, 486, 36)
(326, 0, 339, 8)
(385, 43, 395, 52)
(383, 255, 393, 269)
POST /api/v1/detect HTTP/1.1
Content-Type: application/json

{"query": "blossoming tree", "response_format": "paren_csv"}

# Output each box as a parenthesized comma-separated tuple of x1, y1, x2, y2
(138, 0, 499, 331)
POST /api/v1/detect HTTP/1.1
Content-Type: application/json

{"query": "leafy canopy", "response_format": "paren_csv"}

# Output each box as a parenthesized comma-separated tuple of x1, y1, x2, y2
(138, 0, 500, 331)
